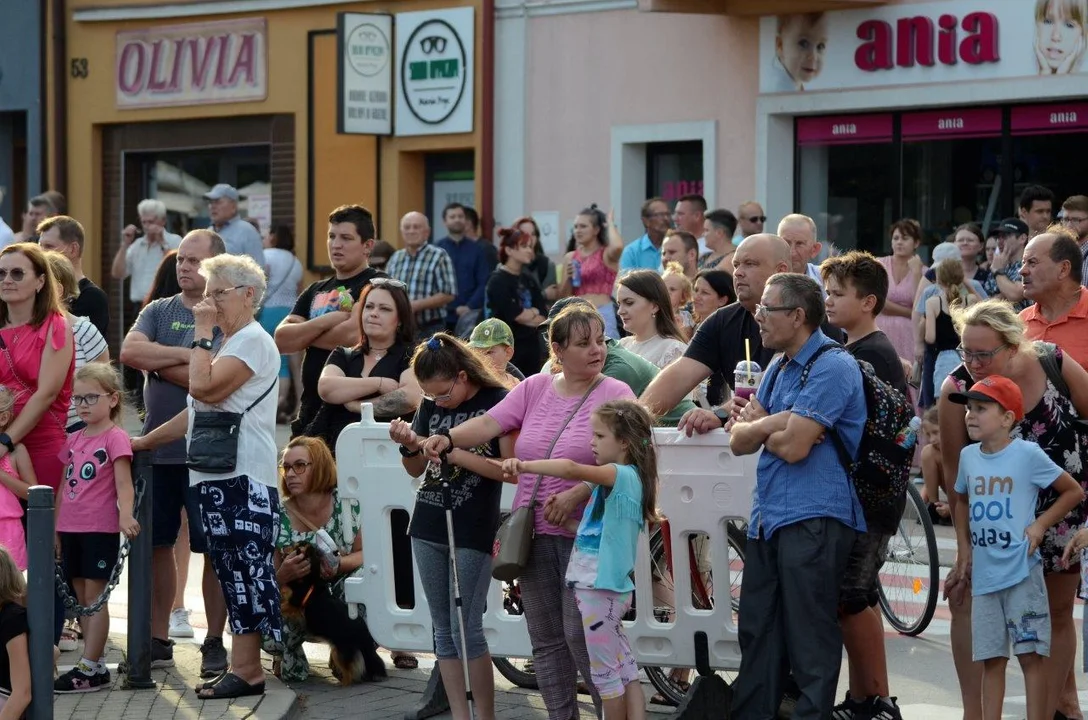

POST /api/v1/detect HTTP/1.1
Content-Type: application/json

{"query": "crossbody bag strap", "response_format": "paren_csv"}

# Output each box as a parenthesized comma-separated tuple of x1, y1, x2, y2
(243, 378, 279, 414)
(261, 268, 293, 308)
(283, 498, 321, 533)
(526, 377, 605, 508)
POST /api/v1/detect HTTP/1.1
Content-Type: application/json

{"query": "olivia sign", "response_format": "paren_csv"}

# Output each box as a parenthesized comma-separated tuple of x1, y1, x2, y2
(115, 18, 267, 109)
(760, 0, 1088, 94)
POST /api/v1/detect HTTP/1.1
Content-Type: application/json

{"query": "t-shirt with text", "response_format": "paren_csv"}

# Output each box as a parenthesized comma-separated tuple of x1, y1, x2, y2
(955, 438, 1062, 595)
(57, 425, 133, 533)
(408, 385, 508, 554)
(290, 267, 386, 437)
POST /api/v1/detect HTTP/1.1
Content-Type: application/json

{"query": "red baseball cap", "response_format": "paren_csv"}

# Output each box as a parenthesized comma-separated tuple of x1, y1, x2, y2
(948, 375, 1024, 422)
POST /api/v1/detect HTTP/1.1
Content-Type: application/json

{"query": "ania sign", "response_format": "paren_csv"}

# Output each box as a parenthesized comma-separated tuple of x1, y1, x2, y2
(338, 13, 393, 135)
(115, 18, 267, 109)
(760, 0, 1088, 94)
(395, 7, 474, 136)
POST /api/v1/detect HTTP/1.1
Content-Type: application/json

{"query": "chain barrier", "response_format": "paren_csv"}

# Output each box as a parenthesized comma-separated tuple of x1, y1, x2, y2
(54, 472, 146, 617)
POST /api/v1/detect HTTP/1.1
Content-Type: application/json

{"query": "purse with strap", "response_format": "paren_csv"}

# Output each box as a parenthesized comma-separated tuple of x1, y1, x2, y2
(186, 378, 278, 473)
(491, 377, 604, 582)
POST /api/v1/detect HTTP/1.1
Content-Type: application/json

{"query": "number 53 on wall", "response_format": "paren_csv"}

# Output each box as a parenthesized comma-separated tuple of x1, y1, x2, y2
(70, 58, 89, 79)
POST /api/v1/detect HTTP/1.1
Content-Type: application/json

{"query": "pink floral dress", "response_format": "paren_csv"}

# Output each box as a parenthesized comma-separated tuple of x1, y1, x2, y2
(951, 347, 1087, 574)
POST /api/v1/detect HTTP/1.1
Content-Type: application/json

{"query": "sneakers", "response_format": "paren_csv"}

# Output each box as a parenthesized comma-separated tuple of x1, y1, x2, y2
(200, 636, 228, 678)
(54, 660, 108, 693)
(58, 628, 79, 653)
(150, 637, 175, 669)
(834, 695, 903, 720)
(169, 608, 194, 638)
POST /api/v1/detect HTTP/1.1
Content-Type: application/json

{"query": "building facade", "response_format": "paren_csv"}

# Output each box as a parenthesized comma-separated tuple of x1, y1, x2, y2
(0, 0, 47, 226)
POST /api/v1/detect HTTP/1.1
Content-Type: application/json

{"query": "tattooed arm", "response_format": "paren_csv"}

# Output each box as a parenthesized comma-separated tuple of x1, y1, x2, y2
(345, 368, 421, 417)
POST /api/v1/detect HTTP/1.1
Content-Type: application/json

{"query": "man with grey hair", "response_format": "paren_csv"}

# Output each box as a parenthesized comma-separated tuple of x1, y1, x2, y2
(777, 213, 823, 284)
(387, 211, 457, 339)
(119, 228, 231, 677)
(112, 198, 184, 307)
(13, 194, 57, 243)
(728, 272, 866, 719)
(204, 184, 266, 268)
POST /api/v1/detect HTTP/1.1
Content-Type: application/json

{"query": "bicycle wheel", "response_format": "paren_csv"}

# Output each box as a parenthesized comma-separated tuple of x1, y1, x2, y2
(877, 481, 939, 636)
(642, 522, 746, 706)
(492, 579, 539, 689)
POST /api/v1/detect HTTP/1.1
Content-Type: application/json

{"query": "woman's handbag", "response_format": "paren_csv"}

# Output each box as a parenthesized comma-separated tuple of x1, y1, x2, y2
(186, 378, 278, 473)
(491, 378, 603, 582)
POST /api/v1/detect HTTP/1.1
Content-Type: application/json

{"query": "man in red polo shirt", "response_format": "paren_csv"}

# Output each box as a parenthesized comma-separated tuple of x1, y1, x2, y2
(1021, 227, 1088, 371)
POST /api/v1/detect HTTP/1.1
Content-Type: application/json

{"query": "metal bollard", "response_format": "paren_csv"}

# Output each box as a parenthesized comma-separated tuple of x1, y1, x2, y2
(123, 451, 155, 689)
(26, 485, 55, 720)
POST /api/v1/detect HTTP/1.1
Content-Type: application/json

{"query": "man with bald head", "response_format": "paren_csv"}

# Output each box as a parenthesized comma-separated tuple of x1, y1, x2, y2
(388, 211, 457, 339)
(1021, 227, 1088, 370)
(642, 233, 843, 434)
(778, 214, 824, 284)
(736, 201, 766, 241)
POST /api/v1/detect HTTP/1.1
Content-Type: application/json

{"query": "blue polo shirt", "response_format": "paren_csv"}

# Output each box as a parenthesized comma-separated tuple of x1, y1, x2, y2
(751, 329, 866, 539)
(436, 235, 490, 323)
(619, 234, 661, 275)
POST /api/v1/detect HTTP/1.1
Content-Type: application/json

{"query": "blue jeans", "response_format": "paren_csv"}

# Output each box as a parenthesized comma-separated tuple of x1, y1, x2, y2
(412, 538, 492, 660)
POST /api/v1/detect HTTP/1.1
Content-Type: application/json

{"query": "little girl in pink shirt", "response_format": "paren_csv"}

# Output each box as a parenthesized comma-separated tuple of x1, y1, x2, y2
(0, 386, 35, 571)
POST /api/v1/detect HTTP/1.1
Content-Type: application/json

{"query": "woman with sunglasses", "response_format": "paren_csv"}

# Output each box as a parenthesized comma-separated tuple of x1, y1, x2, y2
(938, 299, 1088, 719)
(271, 436, 367, 682)
(313, 278, 422, 668)
(389, 333, 512, 720)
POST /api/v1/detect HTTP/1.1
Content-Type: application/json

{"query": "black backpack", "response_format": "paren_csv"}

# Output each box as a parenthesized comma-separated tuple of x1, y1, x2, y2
(765, 343, 917, 513)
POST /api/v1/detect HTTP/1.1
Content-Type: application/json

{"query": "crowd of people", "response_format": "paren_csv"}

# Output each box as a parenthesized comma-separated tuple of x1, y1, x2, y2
(0, 181, 1088, 720)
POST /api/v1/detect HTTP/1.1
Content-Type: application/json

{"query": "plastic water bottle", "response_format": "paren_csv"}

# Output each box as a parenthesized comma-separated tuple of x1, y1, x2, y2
(570, 258, 582, 289)
(896, 416, 922, 451)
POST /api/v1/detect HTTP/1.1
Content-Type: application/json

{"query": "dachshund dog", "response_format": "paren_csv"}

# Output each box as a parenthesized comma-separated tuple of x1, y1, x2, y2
(280, 542, 387, 685)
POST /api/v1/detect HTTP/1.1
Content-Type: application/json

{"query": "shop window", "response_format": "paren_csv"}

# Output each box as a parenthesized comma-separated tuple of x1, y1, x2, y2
(138, 145, 272, 236)
(796, 114, 894, 255)
(425, 151, 475, 235)
(646, 141, 703, 204)
(1010, 103, 1088, 214)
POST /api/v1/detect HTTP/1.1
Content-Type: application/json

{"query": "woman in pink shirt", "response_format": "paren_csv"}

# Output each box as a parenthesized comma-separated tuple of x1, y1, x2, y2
(559, 206, 625, 339)
(424, 305, 634, 720)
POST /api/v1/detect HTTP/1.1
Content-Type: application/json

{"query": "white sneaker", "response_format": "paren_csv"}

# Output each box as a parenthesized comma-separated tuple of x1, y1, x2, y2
(58, 629, 78, 652)
(168, 608, 194, 638)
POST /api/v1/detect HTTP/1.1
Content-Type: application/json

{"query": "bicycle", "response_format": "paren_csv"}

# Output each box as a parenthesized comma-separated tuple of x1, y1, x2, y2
(492, 579, 538, 689)
(876, 481, 939, 636)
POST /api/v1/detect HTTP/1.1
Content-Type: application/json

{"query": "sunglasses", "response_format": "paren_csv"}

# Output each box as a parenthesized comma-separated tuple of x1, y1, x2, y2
(747, 215, 767, 224)
(0, 269, 29, 282)
(371, 277, 407, 290)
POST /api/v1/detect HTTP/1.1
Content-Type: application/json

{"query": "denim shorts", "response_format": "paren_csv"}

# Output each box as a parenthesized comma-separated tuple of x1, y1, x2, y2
(839, 531, 890, 615)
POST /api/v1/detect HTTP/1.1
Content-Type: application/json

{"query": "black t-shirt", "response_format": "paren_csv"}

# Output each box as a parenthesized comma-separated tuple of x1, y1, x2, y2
(72, 277, 110, 338)
(685, 304, 846, 395)
(484, 268, 547, 375)
(308, 342, 412, 454)
(0, 602, 27, 691)
(408, 385, 507, 553)
(845, 329, 909, 533)
(290, 267, 386, 437)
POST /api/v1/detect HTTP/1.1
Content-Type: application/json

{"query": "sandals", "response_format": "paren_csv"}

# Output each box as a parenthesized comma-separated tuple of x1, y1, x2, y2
(195, 672, 265, 699)
(650, 680, 690, 706)
(391, 654, 418, 670)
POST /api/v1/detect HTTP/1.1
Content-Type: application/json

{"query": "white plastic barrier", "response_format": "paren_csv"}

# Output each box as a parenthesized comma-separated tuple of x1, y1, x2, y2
(336, 404, 757, 671)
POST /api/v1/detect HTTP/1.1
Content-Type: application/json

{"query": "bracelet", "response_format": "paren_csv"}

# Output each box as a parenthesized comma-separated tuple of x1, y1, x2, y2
(399, 444, 422, 458)
(435, 428, 453, 458)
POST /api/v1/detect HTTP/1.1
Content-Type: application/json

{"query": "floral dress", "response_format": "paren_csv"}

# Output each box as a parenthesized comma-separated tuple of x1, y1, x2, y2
(950, 345, 1088, 574)
(272, 490, 361, 682)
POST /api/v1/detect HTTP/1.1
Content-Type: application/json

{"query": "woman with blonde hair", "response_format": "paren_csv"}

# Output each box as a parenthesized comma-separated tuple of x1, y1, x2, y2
(1035, 0, 1087, 74)
(939, 298, 1088, 719)
(925, 258, 980, 397)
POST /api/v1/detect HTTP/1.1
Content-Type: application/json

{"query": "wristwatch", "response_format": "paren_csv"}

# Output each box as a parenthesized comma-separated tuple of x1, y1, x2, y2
(190, 338, 214, 351)
(399, 445, 422, 458)
(0, 434, 13, 453)
(713, 408, 730, 425)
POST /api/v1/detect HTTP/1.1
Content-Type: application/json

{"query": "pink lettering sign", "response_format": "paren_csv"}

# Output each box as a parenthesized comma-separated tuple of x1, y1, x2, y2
(855, 12, 999, 72)
(662, 180, 705, 204)
(1011, 103, 1088, 135)
(901, 107, 1002, 141)
(796, 114, 893, 146)
(115, 18, 267, 109)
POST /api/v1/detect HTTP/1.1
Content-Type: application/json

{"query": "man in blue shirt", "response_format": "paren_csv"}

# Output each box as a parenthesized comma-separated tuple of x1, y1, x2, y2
(727, 272, 866, 720)
(618, 197, 670, 275)
(436, 203, 490, 336)
(204, 184, 266, 269)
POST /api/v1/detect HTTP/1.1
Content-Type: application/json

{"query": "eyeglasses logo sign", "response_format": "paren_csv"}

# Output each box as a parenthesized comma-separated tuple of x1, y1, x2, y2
(401, 18, 467, 125)
(346, 23, 390, 78)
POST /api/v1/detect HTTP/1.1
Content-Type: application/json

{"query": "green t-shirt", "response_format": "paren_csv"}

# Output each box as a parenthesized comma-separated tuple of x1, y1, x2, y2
(603, 339, 695, 426)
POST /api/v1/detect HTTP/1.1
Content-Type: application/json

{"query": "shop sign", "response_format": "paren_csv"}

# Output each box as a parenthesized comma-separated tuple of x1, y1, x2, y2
(760, 0, 1088, 94)
(395, 7, 474, 137)
(337, 13, 393, 135)
(1011, 102, 1088, 134)
(115, 18, 267, 109)
(796, 114, 893, 146)
(901, 107, 1002, 140)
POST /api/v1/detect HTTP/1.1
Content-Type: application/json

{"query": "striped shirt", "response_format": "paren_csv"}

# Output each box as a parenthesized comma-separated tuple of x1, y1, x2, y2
(386, 244, 458, 326)
(68, 317, 109, 428)
(751, 329, 866, 539)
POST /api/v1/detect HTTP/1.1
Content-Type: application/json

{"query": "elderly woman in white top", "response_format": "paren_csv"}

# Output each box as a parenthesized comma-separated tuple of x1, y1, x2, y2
(134, 251, 281, 700)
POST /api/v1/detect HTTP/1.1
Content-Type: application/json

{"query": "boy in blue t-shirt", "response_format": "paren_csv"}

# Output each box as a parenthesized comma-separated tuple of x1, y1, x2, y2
(949, 375, 1084, 720)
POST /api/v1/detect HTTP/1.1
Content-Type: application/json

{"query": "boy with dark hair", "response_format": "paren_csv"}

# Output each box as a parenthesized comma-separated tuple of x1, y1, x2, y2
(820, 249, 907, 720)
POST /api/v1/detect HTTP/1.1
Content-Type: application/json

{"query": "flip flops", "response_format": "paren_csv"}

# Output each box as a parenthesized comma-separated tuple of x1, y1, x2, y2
(195, 672, 265, 699)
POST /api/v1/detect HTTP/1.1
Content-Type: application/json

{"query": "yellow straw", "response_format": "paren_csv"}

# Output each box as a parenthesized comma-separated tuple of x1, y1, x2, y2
(744, 339, 752, 382)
